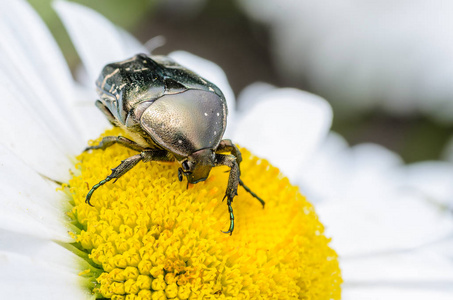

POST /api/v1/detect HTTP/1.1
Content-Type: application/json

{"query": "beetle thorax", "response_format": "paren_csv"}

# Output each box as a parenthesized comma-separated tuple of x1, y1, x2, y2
(140, 89, 227, 157)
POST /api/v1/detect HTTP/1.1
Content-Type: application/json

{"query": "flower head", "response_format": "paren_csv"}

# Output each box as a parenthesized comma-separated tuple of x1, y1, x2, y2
(67, 127, 341, 298)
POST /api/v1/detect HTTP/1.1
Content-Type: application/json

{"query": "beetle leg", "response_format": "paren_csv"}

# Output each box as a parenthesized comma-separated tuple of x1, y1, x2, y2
(95, 100, 117, 126)
(215, 154, 239, 235)
(217, 139, 242, 164)
(216, 142, 265, 209)
(239, 179, 265, 208)
(86, 149, 173, 206)
(140, 149, 174, 163)
(86, 153, 143, 206)
(85, 136, 144, 152)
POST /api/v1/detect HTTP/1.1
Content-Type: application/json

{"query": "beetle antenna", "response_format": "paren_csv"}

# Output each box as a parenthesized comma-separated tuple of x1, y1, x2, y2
(239, 179, 265, 208)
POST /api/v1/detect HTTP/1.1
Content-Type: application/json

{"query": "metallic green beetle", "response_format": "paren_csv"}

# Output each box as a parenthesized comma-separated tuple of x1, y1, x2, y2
(86, 54, 264, 235)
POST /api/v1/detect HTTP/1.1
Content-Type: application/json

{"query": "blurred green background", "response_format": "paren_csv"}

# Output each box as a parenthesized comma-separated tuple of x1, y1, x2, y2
(29, 0, 452, 163)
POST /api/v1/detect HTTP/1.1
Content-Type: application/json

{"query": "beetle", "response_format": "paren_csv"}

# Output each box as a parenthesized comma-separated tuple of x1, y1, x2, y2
(85, 53, 265, 235)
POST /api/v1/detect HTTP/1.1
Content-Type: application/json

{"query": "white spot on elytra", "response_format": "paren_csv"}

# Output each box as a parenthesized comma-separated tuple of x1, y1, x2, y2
(214, 131, 217, 135)
(178, 140, 182, 144)
(216, 113, 219, 116)
(204, 113, 208, 116)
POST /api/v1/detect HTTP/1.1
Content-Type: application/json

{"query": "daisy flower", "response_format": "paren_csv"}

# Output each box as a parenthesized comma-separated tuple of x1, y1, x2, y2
(2, 1, 452, 299)
(0, 0, 340, 299)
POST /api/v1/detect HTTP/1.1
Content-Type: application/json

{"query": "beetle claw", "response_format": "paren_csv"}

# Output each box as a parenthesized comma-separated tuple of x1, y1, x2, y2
(85, 192, 94, 207)
(221, 229, 233, 235)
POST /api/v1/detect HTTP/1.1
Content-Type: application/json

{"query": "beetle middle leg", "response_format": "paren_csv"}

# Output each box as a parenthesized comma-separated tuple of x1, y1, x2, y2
(85, 136, 144, 152)
(238, 179, 265, 208)
(86, 149, 172, 206)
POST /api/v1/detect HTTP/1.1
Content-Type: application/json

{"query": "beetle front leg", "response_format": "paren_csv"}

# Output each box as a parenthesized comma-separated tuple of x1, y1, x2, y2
(86, 149, 173, 206)
(215, 154, 239, 235)
(95, 100, 117, 126)
(217, 139, 242, 164)
(85, 136, 144, 152)
(216, 143, 265, 209)
(86, 153, 144, 206)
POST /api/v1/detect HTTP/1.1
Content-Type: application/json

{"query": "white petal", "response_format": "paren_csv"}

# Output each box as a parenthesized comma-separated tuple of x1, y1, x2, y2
(342, 247, 453, 299)
(400, 161, 453, 209)
(0, 230, 89, 273)
(118, 27, 149, 55)
(342, 251, 453, 284)
(0, 0, 83, 148)
(294, 132, 350, 202)
(71, 66, 110, 142)
(53, 0, 147, 84)
(348, 143, 404, 174)
(317, 191, 453, 257)
(336, 143, 403, 200)
(0, 146, 74, 242)
(0, 78, 74, 182)
(343, 287, 453, 300)
(169, 51, 236, 136)
(72, 83, 111, 142)
(297, 136, 405, 203)
(0, 0, 76, 106)
(422, 238, 453, 260)
(240, 0, 453, 122)
(232, 87, 332, 180)
(236, 82, 275, 112)
(144, 35, 166, 53)
(0, 239, 92, 300)
(0, 256, 90, 300)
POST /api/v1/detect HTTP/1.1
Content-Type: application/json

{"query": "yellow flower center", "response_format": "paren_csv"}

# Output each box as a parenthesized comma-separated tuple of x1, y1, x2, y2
(65, 127, 342, 299)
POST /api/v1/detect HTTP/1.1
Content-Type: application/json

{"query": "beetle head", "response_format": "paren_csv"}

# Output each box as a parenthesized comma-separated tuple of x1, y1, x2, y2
(178, 148, 215, 184)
